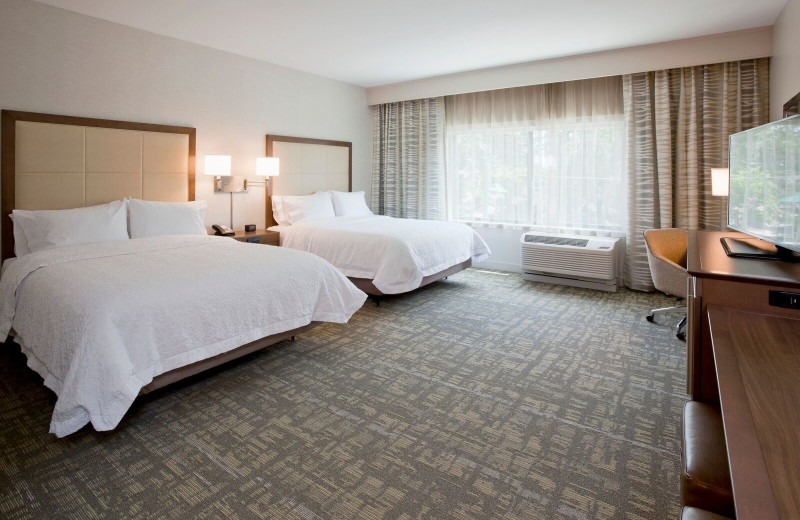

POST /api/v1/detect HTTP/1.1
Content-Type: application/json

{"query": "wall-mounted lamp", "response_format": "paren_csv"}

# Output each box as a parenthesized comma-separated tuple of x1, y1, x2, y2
(711, 167, 729, 230)
(711, 168, 729, 197)
(206, 154, 250, 193)
(256, 157, 280, 195)
(204, 155, 281, 229)
(205, 154, 231, 176)
(205, 154, 246, 228)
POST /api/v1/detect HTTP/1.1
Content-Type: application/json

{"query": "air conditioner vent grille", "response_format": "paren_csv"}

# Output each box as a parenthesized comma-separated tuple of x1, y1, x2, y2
(520, 232, 620, 291)
(524, 235, 588, 247)
(522, 249, 614, 278)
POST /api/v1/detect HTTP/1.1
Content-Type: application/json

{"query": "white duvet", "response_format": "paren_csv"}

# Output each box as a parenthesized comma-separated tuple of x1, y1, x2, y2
(0, 235, 366, 437)
(271, 216, 491, 294)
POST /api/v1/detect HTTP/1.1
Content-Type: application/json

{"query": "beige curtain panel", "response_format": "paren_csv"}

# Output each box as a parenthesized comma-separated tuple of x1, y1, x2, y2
(371, 97, 445, 219)
(623, 58, 770, 291)
(445, 76, 624, 128)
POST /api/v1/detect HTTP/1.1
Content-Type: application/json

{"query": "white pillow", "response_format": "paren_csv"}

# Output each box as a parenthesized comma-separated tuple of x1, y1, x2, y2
(271, 196, 291, 226)
(282, 192, 336, 224)
(128, 199, 207, 238)
(11, 200, 129, 254)
(331, 191, 373, 217)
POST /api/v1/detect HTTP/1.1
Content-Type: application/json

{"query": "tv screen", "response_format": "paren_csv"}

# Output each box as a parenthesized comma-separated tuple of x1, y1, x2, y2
(728, 114, 800, 253)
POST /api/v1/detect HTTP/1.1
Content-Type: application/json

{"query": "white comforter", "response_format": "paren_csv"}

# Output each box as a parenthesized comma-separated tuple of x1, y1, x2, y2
(271, 216, 491, 294)
(0, 235, 366, 437)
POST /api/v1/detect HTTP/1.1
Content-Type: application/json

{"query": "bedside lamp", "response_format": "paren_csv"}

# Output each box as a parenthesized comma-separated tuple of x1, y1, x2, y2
(256, 157, 280, 196)
(711, 167, 729, 230)
(205, 154, 241, 228)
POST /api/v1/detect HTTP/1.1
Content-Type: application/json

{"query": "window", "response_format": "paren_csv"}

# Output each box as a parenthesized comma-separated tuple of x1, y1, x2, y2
(446, 117, 626, 231)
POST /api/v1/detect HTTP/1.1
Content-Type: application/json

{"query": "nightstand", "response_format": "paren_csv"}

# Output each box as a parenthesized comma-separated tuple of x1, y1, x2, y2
(212, 230, 280, 246)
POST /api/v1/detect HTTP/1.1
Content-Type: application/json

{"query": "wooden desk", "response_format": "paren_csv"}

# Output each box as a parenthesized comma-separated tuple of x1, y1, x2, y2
(686, 231, 800, 401)
(687, 231, 800, 287)
(708, 306, 800, 520)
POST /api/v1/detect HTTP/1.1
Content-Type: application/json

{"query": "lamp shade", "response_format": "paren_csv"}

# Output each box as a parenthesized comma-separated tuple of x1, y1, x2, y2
(204, 155, 231, 176)
(256, 157, 280, 177)
(711, 168, 729, 197)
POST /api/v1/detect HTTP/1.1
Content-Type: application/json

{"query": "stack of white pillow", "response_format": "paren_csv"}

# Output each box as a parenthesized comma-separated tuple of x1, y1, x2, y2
(272, 190, 372, 226)
(10, 190, 374, 256)
(10, 199, 208, 256)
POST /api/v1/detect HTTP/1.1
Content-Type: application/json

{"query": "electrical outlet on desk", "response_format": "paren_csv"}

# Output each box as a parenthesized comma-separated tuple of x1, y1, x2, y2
(769, 290, 800, 310)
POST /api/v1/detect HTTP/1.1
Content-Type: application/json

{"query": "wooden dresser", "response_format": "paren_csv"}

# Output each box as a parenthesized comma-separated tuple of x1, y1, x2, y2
(686, 230, 800, 519)
(686, 230, 800, 401)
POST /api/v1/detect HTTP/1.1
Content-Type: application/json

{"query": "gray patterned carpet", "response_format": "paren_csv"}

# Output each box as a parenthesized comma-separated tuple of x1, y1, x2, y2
(0, 269, 686, 519)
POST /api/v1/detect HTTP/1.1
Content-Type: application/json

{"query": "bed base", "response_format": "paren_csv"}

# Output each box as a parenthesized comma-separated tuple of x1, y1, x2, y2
(139, 322, 321, 394)
(348, 259, 472, 297)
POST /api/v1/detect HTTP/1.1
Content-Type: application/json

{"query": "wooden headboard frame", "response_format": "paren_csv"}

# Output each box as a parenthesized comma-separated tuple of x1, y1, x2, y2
(784, 91, 800, 117)
(265, 135, 352, 227)
(1, 110, 196, 261)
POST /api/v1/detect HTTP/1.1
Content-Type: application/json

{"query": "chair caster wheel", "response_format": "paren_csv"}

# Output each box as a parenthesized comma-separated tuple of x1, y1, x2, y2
(676, 331, 686, 341)
(646, 314, 655, 322)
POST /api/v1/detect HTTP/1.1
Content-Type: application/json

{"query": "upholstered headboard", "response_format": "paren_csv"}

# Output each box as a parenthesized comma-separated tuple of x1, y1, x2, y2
(265, 135, 352, 227)
(1, 110, 196, 261)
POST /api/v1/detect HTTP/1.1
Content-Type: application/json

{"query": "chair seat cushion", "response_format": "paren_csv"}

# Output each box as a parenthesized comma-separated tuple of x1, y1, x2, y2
(681, 402, 735, 517)
(681, 506, 733, 520)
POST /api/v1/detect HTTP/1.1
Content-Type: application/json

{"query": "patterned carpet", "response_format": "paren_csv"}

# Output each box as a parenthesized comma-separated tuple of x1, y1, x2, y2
(0, 269, 687, 519)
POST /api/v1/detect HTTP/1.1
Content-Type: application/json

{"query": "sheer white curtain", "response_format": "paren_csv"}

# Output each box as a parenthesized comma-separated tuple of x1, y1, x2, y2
(445, 77, 626, 232)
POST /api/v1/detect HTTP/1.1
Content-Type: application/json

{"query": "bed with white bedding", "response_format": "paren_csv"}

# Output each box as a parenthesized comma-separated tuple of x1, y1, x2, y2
(0, 235, 366, 437)
(0, 112, 368, 437)
(265, 135, 491, 295)
(270, 214, 491, 295)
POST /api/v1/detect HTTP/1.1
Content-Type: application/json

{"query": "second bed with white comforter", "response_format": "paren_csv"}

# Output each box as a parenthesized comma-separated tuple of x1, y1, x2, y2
(0, 235, 367, 437)
(271, 215, 491, 294)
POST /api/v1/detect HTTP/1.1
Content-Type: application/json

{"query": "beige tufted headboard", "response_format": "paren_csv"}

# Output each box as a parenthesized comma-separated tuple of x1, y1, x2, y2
(1, 110, 196, 261)
(265, 135, 352, 227)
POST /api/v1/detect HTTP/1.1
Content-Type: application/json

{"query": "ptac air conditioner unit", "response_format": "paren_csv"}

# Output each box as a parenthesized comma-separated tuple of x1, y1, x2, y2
(520, 232, 621, 292)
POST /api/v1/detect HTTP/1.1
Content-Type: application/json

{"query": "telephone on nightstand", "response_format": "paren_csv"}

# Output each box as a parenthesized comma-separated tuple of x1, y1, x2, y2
(212, 224, 235, 236)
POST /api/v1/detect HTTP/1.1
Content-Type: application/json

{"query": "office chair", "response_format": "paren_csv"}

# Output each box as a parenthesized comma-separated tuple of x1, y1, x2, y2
(644, 228, 689, 340)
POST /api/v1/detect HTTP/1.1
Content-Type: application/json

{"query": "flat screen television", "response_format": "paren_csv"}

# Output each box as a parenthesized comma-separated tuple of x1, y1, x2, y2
(725, 114, 800, 260)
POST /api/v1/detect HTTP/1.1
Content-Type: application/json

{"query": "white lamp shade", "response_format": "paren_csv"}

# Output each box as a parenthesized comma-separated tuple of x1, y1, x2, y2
(204, 155, 231, 176)
(256, 157, 280, 177)
(711, 168, 729, 197)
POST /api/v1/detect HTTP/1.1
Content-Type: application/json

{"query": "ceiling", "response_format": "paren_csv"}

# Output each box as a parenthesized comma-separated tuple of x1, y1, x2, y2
(34, 0, 787, 88)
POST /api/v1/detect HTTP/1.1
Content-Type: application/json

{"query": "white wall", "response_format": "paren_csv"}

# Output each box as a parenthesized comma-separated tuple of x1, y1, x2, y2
(771, 0, 800, 120)
(0, 0, 372, 231)
(367, 27, 773, 105)
(470, 227, 522, 273)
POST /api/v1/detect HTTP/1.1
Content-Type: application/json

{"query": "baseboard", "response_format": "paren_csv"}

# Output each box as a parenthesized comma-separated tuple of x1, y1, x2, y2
(472, 260, 522, 273)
